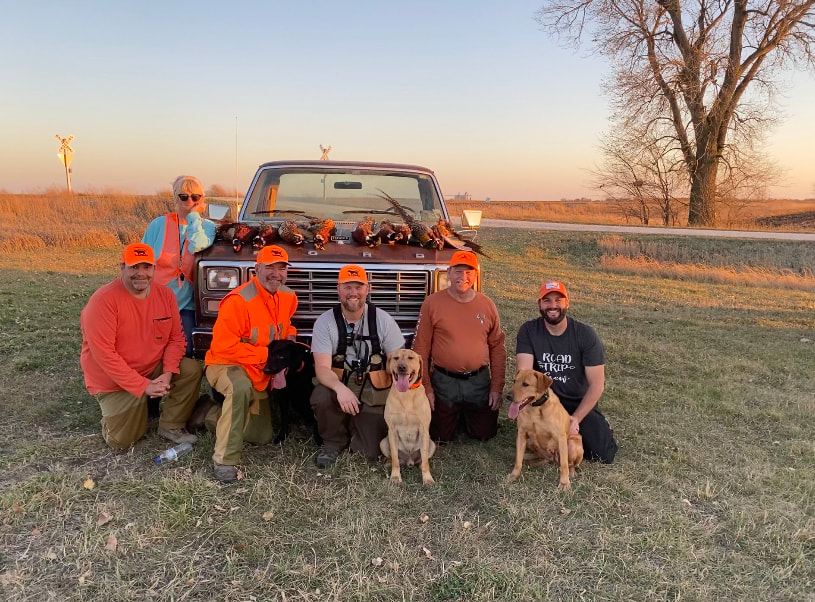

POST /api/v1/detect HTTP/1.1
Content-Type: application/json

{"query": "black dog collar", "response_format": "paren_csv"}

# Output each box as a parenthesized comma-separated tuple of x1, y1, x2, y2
(530, 389, 550, 407)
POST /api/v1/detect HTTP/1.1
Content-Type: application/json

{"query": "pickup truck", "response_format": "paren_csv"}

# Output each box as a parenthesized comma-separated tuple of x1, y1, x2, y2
(191, 160, 480, 358)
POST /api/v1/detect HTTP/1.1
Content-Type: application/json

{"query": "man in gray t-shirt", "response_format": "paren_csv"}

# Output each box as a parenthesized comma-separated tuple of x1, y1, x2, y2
(310, 265, 405, 468)
(515, 280, 617, 463)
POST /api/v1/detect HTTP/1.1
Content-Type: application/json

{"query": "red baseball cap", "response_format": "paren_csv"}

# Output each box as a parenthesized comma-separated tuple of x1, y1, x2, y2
(122, 243, 156, 266)
(256, 245, 291, 265)
(539, 281, 569, 300)
(338, 265, 368, 284)
(449, 250, 478, 269)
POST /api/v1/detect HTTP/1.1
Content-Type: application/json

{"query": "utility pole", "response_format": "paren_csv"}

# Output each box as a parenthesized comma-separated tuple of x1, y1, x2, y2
(55, 134, 74, 194)
(235, 116, 239, 202)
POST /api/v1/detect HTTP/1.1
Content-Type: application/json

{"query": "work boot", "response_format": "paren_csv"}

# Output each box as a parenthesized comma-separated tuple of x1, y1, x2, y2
(157, 427, 198, 445)
(186, 394, 216, 433)
(213, 462, 238, 483)
(315, 446, 341, 469)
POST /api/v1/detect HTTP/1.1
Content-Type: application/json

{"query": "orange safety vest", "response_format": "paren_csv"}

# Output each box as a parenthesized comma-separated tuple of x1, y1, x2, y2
(205, 277, 298, 390)
(155, 213, 196, 287)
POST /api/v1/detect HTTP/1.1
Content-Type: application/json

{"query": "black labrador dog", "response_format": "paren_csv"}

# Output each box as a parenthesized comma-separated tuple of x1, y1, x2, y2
(263, 340, 321, 445)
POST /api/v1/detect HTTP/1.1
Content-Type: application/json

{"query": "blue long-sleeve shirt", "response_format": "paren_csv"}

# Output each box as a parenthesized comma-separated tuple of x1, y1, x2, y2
(142, 212, 216, 311)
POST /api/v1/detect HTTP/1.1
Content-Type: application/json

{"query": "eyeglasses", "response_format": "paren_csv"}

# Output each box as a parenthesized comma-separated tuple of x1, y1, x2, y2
(178, 194, 203, 202)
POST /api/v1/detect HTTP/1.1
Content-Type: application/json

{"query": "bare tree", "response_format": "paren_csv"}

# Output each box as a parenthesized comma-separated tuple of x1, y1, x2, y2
(537, 0, 815, 226)
(594, 128, 687, 225)
(715, 147, 782, 225)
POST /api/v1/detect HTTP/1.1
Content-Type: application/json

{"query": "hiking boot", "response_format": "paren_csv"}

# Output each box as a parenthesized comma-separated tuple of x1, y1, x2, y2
(213, 462, 237, 483)
(186, 394, 216, 433)
(315, 446, 341, 469)
(157, 427, 198, 445)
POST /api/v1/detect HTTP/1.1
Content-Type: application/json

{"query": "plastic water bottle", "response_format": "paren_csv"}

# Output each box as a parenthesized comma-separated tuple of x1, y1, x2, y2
(155, 442, 194, 464)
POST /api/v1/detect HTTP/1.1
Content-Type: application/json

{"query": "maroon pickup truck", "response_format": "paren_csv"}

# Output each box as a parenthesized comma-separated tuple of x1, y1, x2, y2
(192, 160, 480, 357)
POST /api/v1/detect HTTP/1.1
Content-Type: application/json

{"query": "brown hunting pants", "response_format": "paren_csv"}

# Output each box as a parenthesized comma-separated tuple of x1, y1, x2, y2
(95, 358, 202, 449)
(310, 383, 387, 460)
(205, 364, 274, 466)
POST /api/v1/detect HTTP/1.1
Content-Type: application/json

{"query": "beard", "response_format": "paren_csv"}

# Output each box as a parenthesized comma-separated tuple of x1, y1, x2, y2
(540, 307, 567, 325)
(341, 296, 364, 313)
(259, 277, 282, 294)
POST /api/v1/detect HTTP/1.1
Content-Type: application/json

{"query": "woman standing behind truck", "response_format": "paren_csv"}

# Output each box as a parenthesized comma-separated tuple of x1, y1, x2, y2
(142, 175, 216, 357)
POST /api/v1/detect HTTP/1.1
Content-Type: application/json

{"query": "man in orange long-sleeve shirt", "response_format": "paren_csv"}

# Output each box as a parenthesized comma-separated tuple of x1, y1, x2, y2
(412, 250, 506, 442)
(80, 243, 202, 449)
(204, 245, 298, 483)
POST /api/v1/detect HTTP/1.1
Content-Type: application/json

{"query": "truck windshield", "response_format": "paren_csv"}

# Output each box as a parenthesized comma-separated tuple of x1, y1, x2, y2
(241, 167, 445, 224)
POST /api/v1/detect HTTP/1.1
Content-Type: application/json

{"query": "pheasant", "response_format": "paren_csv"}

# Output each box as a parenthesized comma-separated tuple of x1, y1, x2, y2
(393, 223, 412, 245)
(307, 218, 336, 250)
(256, 222, 279, 247)
(278, 220, 305, 245)
(353, 217, 381, 247)
(375, 219, 404, 244)
(232, 223, 258, 253)
(433, 217, 491, 257)
(377, 191, 442, 250)
(215, 220, 238, 242)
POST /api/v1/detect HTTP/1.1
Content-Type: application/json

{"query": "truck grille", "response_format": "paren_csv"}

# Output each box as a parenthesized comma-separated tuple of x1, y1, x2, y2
(286, 267, 430, 336)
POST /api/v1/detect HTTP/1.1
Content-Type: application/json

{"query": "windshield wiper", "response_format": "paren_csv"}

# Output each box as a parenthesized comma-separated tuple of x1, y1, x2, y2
(251, 209, 306, 216)
(341, 207, 413, 215)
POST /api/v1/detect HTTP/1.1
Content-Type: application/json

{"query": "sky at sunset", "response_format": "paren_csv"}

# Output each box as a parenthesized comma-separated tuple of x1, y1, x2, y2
(2, 1, 814, 200)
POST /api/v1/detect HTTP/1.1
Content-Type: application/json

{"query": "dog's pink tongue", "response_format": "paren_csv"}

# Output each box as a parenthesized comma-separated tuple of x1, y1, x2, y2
(508, 402, 521, 420)
(396, 374, 411, 393)
(272, 368, 288, 389)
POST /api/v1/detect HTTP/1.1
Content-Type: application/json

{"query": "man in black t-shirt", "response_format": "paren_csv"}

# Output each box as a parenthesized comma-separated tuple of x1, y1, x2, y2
(515, 281, 618, 463)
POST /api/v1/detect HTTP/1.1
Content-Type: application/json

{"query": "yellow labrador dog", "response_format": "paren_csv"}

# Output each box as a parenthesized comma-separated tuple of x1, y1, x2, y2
(379, 349, 435, 484)
(506, 369, 583, 490)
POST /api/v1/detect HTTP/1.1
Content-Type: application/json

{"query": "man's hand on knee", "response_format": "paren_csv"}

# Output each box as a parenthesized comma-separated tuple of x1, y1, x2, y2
(145, 379, 171, 397)
(336, 384, 360, 415)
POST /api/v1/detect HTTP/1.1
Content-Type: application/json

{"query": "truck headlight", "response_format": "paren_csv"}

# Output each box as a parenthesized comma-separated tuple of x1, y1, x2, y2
(206, 267, 239, 290)
(436, 269, 449, 291)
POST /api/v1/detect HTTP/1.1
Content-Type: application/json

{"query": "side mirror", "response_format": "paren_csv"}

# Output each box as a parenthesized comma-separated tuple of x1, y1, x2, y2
(461, 210, 482, 229)
(208, 204, 231, 220)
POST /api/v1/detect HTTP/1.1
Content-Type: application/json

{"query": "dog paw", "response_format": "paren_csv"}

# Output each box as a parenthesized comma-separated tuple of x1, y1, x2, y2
(558, 480, 571, 491)
(389, 474, 403, 484)
(505, 472, 520, 484)
(422, 474, 435, 485)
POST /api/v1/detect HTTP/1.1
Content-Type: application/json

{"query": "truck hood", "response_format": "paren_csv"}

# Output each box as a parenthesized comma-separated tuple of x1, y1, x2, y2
(199, 238, 466, 266)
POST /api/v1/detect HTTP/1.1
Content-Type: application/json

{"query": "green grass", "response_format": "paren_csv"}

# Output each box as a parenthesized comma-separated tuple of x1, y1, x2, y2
(1, 230, 814, 601)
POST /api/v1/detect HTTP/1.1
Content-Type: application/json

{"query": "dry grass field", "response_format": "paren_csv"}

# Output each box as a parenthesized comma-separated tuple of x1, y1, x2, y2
(2, 193, 815, 259)
(447, 197, 815, 230)
(1, 193, 814, 600)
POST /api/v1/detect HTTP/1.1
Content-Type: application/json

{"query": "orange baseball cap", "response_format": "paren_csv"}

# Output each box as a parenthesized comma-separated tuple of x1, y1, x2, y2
(338, 264, 368, 284)
(539, 281, 569, 300)
(256, 245, 291, 265)
(449, 250, 478, 269)
(122, 243, 156, 266)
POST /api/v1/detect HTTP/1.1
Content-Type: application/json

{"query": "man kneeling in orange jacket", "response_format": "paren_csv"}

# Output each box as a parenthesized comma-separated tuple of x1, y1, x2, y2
(203, 245, 298, 483)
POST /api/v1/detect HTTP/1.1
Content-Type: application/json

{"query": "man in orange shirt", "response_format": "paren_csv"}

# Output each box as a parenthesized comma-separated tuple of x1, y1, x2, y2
(204, 245, 298, 482)
(80, 243, 202, 449)
(412, 250, 506, 442)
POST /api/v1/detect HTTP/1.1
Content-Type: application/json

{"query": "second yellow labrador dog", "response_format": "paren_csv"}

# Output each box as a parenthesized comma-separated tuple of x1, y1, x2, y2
(506, 369, 583, 490)
(379, 349, 436, 484)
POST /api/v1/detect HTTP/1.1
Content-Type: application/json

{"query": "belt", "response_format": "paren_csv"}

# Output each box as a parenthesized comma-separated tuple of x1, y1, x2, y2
(433, 364, 488, 379)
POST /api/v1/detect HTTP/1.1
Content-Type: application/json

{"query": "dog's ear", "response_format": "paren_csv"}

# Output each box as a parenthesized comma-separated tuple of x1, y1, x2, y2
(386, 351, 397, 374)
(414, 350, 422, 383)
(535, 370, 553, 394)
